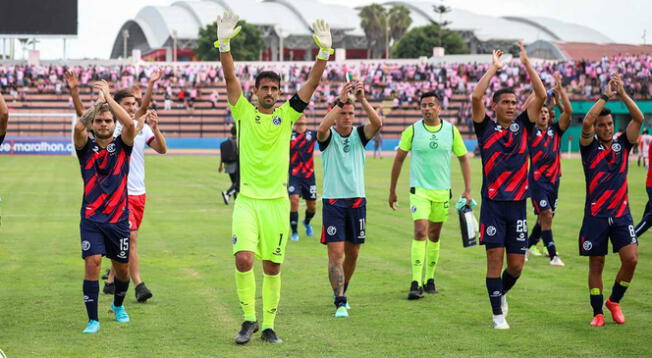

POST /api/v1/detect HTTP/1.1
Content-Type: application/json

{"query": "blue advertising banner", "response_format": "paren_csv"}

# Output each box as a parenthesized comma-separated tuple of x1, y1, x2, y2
(0, 137, 73, 155)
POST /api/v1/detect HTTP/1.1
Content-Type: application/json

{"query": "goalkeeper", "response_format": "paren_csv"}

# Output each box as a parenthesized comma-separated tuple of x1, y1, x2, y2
(217, 11, 332, 345)
(388, 91, 473, 300)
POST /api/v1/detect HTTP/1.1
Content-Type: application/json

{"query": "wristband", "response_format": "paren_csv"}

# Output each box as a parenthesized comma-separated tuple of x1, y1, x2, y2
(317, 47, 334, 61)
(214, 40, 230, 53)
(600, 94, 609, 102)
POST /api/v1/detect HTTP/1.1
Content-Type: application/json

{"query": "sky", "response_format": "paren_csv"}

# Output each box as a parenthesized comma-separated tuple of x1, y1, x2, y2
(4, 0, 650, 60)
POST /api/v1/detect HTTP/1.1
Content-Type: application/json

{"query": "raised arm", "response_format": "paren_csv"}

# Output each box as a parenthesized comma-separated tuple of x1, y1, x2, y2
(297, 19, 333, 103)
(553, 72, 572, 131)
(64, 71, 84, 117)
(471, 50, 503, 123)
(136, 70, 161, 118)
(519, 41, 546, 122)
(147, 111, 167, 154)
(388, 149, 408, 211)
(355, 82, 382, 140)
(0, 90, 8, 136)
(317, 83, 352, 142)
(616, 75, 644, 144)
(580, 79, 616, 147)
(94, 80, 136, 146)
(217, 11, 243, 105)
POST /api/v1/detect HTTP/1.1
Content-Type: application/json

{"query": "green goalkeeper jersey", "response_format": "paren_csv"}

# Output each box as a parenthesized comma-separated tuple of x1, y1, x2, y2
(230, 94, 303, 199)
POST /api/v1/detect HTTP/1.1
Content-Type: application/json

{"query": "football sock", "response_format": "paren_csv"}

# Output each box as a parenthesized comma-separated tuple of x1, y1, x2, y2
(425, 240, 440, 280)
(501, 270, 519, 294)
(411, 239, 426, 284)
(590, 288, 604, 315)
(83, 280, 99, 321)
(113, 279, 130, 307)
(609, 281, 630, 303)
(235, 269, 256, 322)
(528, 222, 542, 247)
(262, 273, 281, 331)
(334, 295, 347, 308)
(304, 209, 315, 224)
(486, 277, 503, 315)
(290, 211, 298, 234)
(541, 230, 557, 259)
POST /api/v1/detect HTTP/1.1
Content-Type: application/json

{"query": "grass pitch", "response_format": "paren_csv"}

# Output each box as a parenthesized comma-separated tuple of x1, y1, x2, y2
(0, 154, 650, 357)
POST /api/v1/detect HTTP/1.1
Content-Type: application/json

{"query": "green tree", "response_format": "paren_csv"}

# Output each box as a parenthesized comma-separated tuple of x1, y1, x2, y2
(392, 24, 468, 58)
(387, 5, 412, 44)
(358, 3, 386, 58)
(195, 20, 264, 61)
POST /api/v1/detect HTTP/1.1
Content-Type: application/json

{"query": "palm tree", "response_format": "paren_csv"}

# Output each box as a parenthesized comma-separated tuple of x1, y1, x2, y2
(359, 4, 386, 58)
(388, 5, 412, 46)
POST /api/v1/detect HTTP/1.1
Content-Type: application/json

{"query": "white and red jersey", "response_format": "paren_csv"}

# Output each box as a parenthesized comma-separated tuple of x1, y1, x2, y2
(114, 121, 156, 195)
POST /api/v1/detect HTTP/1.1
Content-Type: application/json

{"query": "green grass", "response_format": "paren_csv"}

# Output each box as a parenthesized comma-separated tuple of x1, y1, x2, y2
(0, 155, 651, 357)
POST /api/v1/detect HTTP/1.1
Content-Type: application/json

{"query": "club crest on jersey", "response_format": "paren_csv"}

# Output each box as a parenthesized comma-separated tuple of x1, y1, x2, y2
(327, 226, 337, 236)
(583, 240, 592, 251)
(272, 116, 282, 126)
(486, 226, 497, 236)
(107, 143, 116, 154)
(342, 138, 351, 153)
(547, 128, 554, 137)
(612, 143, 622, 153)
(306, 132, 312, 141)
(429, 140, 438, 149)
(509, 123, 520, 132)
(410, 205, 417, 213)
(82, 240, 91, 251)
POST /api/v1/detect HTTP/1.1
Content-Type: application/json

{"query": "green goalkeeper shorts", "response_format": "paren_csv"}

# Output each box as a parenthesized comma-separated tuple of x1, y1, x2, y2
(231, 195, 290, 264)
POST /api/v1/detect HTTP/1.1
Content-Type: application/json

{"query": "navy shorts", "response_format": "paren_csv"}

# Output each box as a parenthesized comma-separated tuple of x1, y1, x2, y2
(80, 219, 130, 263)
(579, 214, 638, 256)
(288, 175, 317, 200)
(531, 181, 559, 215)
(479, 199, 528, 254)
(321, 199, 366, 245)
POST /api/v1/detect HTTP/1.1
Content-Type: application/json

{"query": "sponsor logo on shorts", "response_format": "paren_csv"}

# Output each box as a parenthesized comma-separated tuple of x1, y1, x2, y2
(583, 240, 593, 251)
(517, 233, 525, 241)
(232, 235, 238, 244)
(358, 230, 365, 239)
(509, 123, 520, 132)
(288, 185, 295, 193)
(612, 143, 622, 152)
(540, 199, 548, 207)
(410, 205, 417, 213)
(486, 225, 497, 237)
(107, 143, 116, 154)
(327, 226, 337, 236)
(272, 116, 282, 126)
(117, 251, 127, 259)
(82, 240, 91, 251)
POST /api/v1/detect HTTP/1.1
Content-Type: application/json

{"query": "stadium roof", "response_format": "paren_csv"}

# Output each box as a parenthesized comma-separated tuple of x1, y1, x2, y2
(110, 0, 613, 58)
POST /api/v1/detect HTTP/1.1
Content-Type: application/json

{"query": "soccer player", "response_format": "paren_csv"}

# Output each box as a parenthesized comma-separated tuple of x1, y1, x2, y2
(525, 73, 572, 266)
(471, 42, 547, 329)
(640, 130, 650, 169)
(578, 74, 642, 327)
(104, 71, 167, 303)
(0, 90, 8, 145)
(289, 115, 318, 241)
(635, 139, 652, 237)
(217, 11, 332, 344)
(388, 91, 472, 299)
(219, 125, 239, 204)
(74, 80, 137, 333)
(318, 81, 382, 318)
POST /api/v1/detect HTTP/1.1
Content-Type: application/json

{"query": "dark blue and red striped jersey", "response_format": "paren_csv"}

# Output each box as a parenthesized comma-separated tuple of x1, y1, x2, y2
(325, 197, 366, 208)
(76, 136, 132, 223)
(528, 123, 565, 188)
(580, 135, 633, 218)
(474, 112, 533, 201)
(290, 130, 316, 179)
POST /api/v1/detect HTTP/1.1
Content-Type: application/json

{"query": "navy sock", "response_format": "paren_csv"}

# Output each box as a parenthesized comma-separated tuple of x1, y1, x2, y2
(334, 295, 348, 308)
(290, 211, 298, 234)
(113, 279, 130, 307)
(501, 270, 519, 294)
(83, 280, 99, 321)
(609, 281, 629, 303)
(486, 277, 503, 315)
(541, 230, 557, 259)
(528, 223, 542, 247)
(304, 209, 315, 225)
(591, 294, 604, 315)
